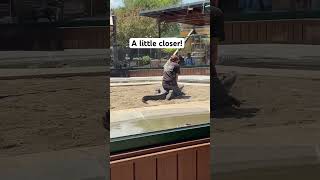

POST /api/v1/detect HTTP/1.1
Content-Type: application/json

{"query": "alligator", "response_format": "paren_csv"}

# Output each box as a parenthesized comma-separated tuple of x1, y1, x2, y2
(142, 85, 185, 103)
(141, 72, 240, 107)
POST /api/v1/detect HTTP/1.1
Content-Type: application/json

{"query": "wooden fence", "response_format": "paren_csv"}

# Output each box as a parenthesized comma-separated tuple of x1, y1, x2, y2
(0, 25, 108, 50)
(61, 26, 108, 49)
(110, 139, 210, 180)
(223, 19, 320, 44)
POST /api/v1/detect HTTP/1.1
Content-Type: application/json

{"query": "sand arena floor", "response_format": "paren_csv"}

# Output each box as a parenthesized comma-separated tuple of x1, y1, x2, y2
(0, 76, 107, 157)
(110, 84, 210, 111)
(213, 74, 320, 145)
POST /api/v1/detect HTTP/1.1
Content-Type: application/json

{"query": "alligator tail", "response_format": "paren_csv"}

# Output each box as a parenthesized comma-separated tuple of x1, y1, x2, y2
(142, 96, 149, 103)
(142, 94, 166, 103)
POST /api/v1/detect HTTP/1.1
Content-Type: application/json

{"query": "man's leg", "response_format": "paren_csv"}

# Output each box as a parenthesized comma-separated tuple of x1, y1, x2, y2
(166, 90, 174, 100)
(159, 86, 168, 94)
(172, 84, 184, 96)
(163, 81, 183, 100)
(178, 84, 184, 90)
(162, 81, 171, 92)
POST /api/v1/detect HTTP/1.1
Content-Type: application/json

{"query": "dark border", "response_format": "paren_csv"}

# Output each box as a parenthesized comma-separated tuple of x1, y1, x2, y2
(110, 123, 210, 155)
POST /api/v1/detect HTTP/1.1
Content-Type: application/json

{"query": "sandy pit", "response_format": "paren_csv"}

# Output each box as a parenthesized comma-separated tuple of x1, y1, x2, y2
(212, 74, 320, 145)
(0, 76, 107, 157)
(110, 84, 210, 111)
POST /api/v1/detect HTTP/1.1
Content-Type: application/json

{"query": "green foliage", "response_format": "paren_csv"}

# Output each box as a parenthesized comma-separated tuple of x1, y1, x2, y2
(161, 48, 177, 54)
(114, 9, 158, 47)
(123, 0, 181, 10)
(161, 23, 181, 38)
(113, 0, 182, 47)
(139, 55, 151, 66)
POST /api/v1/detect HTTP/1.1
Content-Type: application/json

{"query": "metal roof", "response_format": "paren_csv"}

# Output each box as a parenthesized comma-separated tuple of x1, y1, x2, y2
(139, 1, 210, 26)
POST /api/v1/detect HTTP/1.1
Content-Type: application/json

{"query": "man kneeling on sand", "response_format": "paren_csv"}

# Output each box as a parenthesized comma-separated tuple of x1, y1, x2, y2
(162, 55, 184, 100)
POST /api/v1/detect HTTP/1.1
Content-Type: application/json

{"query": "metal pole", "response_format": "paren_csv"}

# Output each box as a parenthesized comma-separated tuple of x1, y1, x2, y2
(158, 19, 161, 61)
(150, 48, 152, 68)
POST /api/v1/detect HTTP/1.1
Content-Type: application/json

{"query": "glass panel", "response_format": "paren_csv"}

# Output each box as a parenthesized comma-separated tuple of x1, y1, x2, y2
(111, 124, 210, 154)
(110, 0, 210, 145)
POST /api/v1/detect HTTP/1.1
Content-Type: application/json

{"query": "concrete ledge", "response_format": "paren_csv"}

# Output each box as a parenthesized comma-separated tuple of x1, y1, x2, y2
(110, 82, 210, 87)
(0, 146, 108, 180)
(110, 75, 210, 84)
(217, 65, 320, 79)
(212, 145, 320, 174)
(0, 49, 109, 61)
(0, 66, 108, 80)
(111, 101, 209, 123)
(127, 67, 209, 77)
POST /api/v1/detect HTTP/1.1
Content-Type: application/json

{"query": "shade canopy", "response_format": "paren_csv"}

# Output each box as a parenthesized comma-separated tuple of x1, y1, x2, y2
(140, 1, 210, 26)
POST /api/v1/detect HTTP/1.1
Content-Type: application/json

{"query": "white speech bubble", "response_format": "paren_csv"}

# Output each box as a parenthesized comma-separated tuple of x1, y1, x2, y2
(129, 38, 185, 49)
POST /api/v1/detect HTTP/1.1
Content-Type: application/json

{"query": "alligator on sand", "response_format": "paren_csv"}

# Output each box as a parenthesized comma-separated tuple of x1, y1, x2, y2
(142, 72, 241, 109)
(142, 85, 185, 103)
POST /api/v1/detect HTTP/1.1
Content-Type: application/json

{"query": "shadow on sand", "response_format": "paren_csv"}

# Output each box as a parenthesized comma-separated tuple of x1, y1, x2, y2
(175, 95, 192, 100)
(213, 107, 260, 119)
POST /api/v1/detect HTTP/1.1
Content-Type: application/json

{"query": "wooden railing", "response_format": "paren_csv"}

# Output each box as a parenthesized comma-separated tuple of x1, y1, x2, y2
(110, 139, 210, 180)
(222, 19, 320, 44)
(0, 25, 108, 50)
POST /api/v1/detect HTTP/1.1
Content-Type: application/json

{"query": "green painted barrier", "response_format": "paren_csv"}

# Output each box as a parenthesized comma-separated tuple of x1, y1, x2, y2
(110, 123, 210, 154)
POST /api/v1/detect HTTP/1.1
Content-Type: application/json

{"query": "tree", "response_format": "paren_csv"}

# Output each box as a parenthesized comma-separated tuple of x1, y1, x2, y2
(123, 0, 181, 10)
(113, 0, 181, 47)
